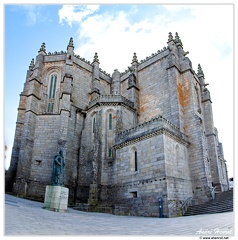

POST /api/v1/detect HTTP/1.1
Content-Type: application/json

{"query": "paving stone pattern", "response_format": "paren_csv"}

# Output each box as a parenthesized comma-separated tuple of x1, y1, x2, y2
(4, 194, 234, 236)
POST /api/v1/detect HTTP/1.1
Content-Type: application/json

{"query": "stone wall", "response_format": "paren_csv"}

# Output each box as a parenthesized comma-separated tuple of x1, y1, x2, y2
(30, 115, 61, 185)
(76, 103, 136, 202)
(163, 134, 193, 217)
(7, 36, 229, 217)
(180, 70, 212, 203)
(109, 119, 190, 217)
(138, 58, 170, 123)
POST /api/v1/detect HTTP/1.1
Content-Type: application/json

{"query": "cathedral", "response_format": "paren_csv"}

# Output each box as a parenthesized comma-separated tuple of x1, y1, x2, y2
(6, 32, 229, 217)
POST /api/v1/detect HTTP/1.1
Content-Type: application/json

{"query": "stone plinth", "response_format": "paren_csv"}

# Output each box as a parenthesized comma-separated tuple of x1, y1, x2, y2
(44, 185, 69, 212)
(88, 184, 98, 205)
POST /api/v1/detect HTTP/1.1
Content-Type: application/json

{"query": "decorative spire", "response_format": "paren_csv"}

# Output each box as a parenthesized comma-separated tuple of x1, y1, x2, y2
(39, 42, 46, 53)
(175, 32, 183, 48)
(131, 52, 138, 64)
(128, 66, 133, 72)
(29, 58, 34, 70)
(168, 32, 173, 42)
(68, 37, 74, 48)
(197, 64, 205, 78)
(93, 52, 100, 63)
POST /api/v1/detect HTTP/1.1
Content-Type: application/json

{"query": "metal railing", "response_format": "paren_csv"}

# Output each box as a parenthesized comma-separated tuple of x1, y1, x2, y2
(211, 186, 218, 200)
(181, 197, 193, 215)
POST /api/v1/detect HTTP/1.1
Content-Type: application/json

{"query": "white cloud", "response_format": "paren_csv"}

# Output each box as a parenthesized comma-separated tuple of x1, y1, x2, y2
(58, 4, 234, 176)
(74, 9, 170, 73)
(59, 5, 100, 27)
(19, 5, 47, 26)
(71, 5, 233, 75)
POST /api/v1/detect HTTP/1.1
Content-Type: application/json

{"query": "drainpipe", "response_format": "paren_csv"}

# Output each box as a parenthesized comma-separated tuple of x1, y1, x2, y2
(158, 197, 163, 218)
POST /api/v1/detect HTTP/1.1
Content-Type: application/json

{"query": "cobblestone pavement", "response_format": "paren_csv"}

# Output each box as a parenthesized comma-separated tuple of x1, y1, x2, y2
(4, 194, 234, 238)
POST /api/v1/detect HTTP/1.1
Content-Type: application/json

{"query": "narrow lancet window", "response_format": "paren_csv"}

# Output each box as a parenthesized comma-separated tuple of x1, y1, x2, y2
(109, 113, 112, 130)
(92, 117, 96, 133)
(135, 151, 138, 171)
(47, 103, 51, 112)
(49, 75, 57, 99)
(108, 147, 112, 158)
(47, 74, 57, 113)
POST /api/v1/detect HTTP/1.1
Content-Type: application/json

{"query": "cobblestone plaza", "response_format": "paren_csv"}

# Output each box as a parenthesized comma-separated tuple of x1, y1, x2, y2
(4, 194, 234, 237)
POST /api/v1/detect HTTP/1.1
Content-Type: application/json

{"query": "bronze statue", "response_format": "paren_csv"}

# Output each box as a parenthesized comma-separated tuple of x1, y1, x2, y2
(51, 150, 64, 186)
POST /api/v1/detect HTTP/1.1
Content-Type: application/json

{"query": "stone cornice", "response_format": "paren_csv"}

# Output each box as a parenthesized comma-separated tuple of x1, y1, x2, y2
(114, 127, 189, 149)
(114, 115, 189, 149)
(107, 175, 167, 189)
(87, 95, 136, 112)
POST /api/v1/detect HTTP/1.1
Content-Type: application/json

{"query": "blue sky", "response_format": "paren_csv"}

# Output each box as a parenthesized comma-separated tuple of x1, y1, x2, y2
(3, 3, 234, 178)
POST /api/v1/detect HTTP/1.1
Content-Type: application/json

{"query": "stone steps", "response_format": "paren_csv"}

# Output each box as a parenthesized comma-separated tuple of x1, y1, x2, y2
(184, 189, 233, 216)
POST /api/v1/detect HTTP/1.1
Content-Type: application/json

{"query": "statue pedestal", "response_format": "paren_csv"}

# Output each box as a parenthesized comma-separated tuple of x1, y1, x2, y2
(44, 185, 69, 212)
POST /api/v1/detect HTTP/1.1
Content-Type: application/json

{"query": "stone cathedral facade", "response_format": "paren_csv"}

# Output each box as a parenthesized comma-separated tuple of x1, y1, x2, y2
(6, 33, 229, 217)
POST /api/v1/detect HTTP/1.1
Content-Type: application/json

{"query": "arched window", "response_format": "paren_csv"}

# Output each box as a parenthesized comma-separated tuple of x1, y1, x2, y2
(109, 113, 112, 130)
(47, 74, 57, 113)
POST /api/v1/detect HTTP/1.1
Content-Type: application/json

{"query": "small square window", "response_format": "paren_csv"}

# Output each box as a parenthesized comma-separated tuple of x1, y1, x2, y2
(130, 191, 137, 198)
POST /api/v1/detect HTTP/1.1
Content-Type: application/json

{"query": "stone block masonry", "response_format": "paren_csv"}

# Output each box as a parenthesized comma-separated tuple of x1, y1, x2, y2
(6, 33, 229, 217)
